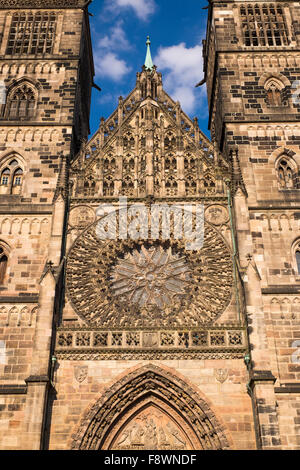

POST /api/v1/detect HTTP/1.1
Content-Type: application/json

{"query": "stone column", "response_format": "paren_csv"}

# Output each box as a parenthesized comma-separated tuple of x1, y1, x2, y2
(248, 371, 281, 449)
(21, 268, 56, 449)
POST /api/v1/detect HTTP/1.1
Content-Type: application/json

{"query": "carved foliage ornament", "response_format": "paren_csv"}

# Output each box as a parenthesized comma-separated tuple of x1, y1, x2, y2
(66, 220, 233, 327)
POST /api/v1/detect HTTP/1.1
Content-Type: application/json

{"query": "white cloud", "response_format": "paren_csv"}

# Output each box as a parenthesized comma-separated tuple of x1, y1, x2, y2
(154, 43, 206, 115)
(93, 21, 132, 81)
(95, 52, 132, 81)
(98, 21, 131, 51)
(105, 0, 156, 20)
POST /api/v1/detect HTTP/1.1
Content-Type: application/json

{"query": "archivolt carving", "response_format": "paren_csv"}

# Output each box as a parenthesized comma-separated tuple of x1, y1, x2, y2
(66, 219, 233, 327)
(71, 365, 231, 450)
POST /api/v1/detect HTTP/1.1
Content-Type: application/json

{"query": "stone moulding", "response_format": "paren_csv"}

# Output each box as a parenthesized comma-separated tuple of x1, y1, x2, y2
(0, 0, 85, 8)
(55, 349, 246, 361)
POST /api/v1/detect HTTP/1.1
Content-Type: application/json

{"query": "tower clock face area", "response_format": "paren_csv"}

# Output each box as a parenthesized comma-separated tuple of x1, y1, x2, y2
(66, 222, 233, 328)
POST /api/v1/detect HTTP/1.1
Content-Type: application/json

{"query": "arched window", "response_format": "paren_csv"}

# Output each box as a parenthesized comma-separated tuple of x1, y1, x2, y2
(6, 83, 37, 120)
(0, 157, 24, 195)
(296, 249, 300, 275)
(11, 168, 23, 194)
(1, 168, 10, 186)
(293, 240, 300, 275)
(277, 156, 295, 189)
(0, 246, 8, 284)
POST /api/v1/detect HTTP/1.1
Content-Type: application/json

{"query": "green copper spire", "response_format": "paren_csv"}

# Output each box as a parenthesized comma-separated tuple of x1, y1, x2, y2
(144, 35, 154, 71)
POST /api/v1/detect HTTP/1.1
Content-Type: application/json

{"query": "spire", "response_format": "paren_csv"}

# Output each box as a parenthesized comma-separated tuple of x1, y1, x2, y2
(144, 35, 154, 71)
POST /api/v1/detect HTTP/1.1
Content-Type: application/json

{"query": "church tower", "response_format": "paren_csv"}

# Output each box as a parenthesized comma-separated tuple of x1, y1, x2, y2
(203, 0, 300, 449)
(0, 0, 94, 450)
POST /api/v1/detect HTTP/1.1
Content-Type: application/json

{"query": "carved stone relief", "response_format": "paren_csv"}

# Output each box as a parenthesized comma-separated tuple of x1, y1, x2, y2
(111, 405, 191, 450)
(205, 205, 229, 226)
(74, 365, 88, 383)
(68, 205, 95, 229)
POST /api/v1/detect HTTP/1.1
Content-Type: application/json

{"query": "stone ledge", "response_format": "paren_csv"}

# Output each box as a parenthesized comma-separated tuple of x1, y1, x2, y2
(0, 205, 53, 214)
(25, 375, 49, 384)
(262, 286, 300, 295)
(275, 383, 300, 394)
(248, 370, 277, 390)
(0, 384, 27, 394)
(55, 348, 247, 361)
(0, 295, 39, 303)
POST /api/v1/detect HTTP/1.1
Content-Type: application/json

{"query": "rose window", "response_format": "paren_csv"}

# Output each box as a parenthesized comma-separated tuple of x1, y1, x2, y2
(110, 246, 191, 309)
(66, 221, 233, 327)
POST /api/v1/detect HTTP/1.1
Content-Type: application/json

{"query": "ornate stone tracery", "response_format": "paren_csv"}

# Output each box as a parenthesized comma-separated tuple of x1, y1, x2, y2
(70, 64, 229, 201)
(66, 218, 233, 328)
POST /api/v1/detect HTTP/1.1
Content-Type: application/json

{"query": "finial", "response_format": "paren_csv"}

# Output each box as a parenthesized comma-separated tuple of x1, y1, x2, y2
(144, 35, 154, 71)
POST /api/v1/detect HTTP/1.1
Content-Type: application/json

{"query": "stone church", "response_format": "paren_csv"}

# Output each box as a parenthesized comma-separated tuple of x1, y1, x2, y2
(0, 0, 299, 451)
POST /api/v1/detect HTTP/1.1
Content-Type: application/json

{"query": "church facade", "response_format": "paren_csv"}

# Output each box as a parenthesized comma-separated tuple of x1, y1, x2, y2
(0, 0, 299, 450)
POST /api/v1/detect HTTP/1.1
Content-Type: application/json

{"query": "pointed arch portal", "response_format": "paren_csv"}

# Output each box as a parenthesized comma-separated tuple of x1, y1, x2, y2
(71, 365, 230, 450)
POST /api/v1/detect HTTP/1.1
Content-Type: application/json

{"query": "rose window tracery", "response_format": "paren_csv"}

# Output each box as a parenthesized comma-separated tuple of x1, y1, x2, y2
(66, 219, 233, 328)
(111, 246, 191, 309)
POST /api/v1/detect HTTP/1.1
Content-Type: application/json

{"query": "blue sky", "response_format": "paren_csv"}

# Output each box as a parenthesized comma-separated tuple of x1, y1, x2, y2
(88, 0, 209, 138)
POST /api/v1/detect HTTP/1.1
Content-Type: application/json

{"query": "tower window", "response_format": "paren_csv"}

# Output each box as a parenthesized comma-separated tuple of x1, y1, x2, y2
(6, 83, 37, 120)
(277, 157, 295, 189)
(240, 4, 289, 47)
(0, 158, 24, 195)
(0, 247, 8, 284)
(6, 12, 56, 56)
(1, 168, 10, 186)
(293, 240, 300, 275)
(296, 249, 300, 274)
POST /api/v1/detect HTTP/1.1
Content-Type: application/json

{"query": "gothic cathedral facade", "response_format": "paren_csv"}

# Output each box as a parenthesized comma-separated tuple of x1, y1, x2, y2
(0, 0, 299, 451)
